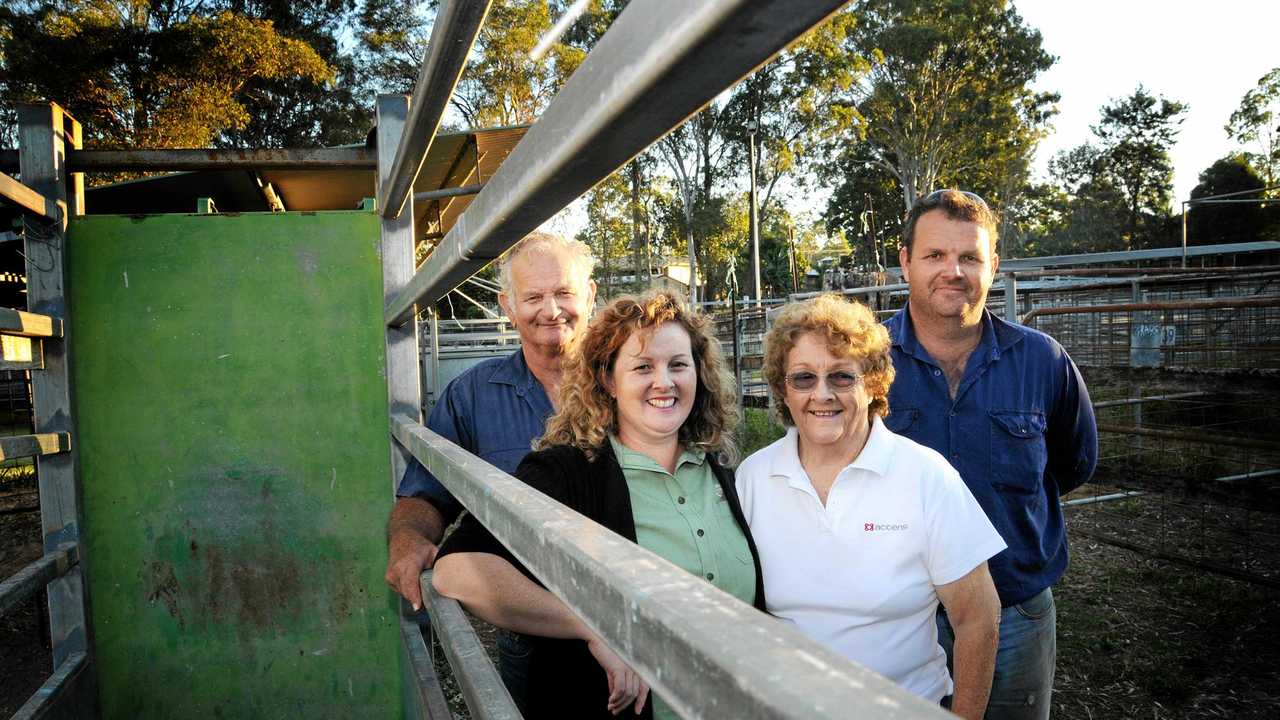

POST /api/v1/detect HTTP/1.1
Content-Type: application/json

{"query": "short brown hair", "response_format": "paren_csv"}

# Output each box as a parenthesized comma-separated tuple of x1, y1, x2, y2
(902, 189, 999, 256)
(537, 290, 739, 462)
(763, 295, 894, 426)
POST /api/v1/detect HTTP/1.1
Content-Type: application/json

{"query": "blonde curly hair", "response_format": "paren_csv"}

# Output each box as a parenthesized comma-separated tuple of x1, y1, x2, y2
(763, 294, 895, 426)
(537, 290, 739, 463)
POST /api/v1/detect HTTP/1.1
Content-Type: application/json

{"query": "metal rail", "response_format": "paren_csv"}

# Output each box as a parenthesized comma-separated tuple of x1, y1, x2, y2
(420, 570, 520, 720)
(0, 543, 77, 618)
(10, 651, 90, 720)
(0, 171, 60, 222)
(415, 183, 485, 203)
(399, 617, 453, 720)
(391, 414, 946, 720)
(385, 0, 853, 325)
(1021, 295, 1280, 323)
(1, 147, 377, 172)
(381, 0, 492, 220)
(1096, 423, 1280, 453)
(0, 432, 70, 461)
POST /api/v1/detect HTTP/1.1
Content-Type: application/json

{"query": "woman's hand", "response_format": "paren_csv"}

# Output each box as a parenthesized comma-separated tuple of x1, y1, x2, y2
(586, 635, 649, 715)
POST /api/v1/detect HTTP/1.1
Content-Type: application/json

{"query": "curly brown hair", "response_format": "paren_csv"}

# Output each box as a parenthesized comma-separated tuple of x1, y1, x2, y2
(763, 294, 895, 426)
(537, 290, 739, 463)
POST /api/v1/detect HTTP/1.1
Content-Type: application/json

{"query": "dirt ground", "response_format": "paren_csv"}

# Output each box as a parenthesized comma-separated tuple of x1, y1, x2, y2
(0, 477, 53, 718)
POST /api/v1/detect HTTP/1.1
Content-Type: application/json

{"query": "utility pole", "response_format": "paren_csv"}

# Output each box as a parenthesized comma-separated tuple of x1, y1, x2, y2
(864, 193, 881, 269)
(746, 120, 761, 307)
(787, 225, 799, 293)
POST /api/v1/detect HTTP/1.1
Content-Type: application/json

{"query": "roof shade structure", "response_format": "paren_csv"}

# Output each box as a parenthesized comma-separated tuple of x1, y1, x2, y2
(80, 125, 528, 253)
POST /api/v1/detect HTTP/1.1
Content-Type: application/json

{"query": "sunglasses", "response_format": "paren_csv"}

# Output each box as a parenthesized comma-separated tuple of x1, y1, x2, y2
(784, 371, 862, 391)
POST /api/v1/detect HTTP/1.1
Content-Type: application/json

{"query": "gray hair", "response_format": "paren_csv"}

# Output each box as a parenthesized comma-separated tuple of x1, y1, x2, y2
(497, 232, 597, 295)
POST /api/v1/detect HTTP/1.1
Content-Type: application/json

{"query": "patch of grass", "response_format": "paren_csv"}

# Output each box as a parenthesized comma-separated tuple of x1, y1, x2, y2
(738, 407, 786, 460)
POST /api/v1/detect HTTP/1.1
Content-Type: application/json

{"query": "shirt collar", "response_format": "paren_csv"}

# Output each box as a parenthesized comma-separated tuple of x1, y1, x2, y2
(889, 304, 1017, 363)
(489, 348, 539, 391)
(769, 416, 892, 489)
(610, 435, 706, 472)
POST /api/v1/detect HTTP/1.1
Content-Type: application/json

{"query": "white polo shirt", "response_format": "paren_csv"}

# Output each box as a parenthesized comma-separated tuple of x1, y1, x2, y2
(735, 416, 1006, 702)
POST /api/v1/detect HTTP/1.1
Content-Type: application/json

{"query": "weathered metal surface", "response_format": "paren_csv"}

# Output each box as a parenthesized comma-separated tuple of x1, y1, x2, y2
(413, 183, 484, 203)
(419, 570, 519, 720)
(19, 102, 93, 683)
(1021, 296, 1280, 323)
(65, 147, 375, 172)
(10, 651, 91, 720)
(391, 415, 947, 720)
(386, 0, 853, 323)
(0, 335, 46, 371)
(1096, 423, 1280, 453)
(399, 616, 453, 720)
(0, 543, 76, 618)
(0, 170, 61, 222)
(68, 211, 402, 717)
(0, 432, 70, 462)
(377, 95, 423, 492)
(0, 307, 64, 337)
(380, 0, 492, 220)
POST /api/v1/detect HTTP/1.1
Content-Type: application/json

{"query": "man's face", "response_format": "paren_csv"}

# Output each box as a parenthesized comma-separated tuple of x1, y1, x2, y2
(900, 210, 999, 327)
(498, 245, 596, 356)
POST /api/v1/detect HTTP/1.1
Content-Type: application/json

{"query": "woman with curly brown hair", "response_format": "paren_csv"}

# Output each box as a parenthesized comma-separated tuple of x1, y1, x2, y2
(735, 294, 1004, 719)
(433, 289, 765, 720)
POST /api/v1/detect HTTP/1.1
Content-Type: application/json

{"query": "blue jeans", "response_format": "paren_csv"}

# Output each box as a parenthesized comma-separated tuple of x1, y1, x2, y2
(497, 629, 533, 716)
(937, 587, 1056, 720)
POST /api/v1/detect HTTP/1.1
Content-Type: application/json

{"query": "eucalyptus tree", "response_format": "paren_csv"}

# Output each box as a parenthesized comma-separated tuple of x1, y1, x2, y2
(1226, 67, 1280, 189)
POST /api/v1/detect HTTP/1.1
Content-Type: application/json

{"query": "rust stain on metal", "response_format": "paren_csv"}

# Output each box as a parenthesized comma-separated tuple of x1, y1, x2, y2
(146, 560, 185, 629)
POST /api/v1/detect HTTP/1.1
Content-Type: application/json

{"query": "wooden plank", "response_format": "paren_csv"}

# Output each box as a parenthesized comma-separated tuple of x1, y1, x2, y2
(400, 617, 454, 720)
(10, 651, 91, 720)
(0, 170, 60, 222)
(420, 571, 519, 720)
(0, 307, 63, 337)
(0, 543, 77, 618)
(0, 432, 70, 461)
(377, 95, 423, 492)
(18, 101, 91, 673)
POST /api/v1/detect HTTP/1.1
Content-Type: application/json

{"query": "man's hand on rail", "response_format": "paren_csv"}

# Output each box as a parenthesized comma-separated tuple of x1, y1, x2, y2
(385, 497, 446, 611)
(586, 634, 649, 716)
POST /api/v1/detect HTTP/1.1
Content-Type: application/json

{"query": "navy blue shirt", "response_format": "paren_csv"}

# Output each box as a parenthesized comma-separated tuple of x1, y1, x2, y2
(396, 349, 554, 525)
(884, 307, 1098, 607)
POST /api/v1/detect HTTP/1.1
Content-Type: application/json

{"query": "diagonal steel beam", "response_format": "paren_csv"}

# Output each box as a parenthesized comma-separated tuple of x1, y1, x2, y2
(380, 0, 493, 220)
(385, 0, 853, 326)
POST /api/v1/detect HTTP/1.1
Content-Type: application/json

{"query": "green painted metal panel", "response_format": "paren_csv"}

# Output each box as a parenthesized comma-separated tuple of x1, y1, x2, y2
(67, 212, 404, 718)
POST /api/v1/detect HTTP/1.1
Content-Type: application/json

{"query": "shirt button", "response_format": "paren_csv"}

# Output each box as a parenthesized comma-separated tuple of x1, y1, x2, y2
(677, 496, 686, 504)
(950, 411, 957, 417)
(705, 572, 714, 581)
(696, 529, 704, 537)
(933, 369, 941, 376)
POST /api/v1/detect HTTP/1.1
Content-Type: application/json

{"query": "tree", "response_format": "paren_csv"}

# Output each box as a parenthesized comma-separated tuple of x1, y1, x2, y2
(0, 2, 333, 149)
(659, 107, 731, 302)
(839, 0, 1056, 212)
(1226, 67, 1280, 189)
(1187, 154, 1276, 245)
(1092, 85, 1187, 249)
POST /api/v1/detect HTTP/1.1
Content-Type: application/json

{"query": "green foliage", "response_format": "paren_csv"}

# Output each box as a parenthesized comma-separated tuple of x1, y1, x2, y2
(835, 0, 1056, 212)
(1091, 85, 1187, 248)
(0, 2, 332, 149)
(1188, 154, 1279, 245)
(737, 408, 785, 460)
(1226, 67, 1280, 188)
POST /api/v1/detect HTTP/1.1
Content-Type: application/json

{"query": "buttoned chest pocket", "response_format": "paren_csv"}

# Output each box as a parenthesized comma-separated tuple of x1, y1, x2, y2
(989, 410, 1047, 493)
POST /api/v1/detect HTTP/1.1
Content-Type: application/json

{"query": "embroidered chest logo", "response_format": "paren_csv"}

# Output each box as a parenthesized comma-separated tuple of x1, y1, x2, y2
(864, 522, 909, 532)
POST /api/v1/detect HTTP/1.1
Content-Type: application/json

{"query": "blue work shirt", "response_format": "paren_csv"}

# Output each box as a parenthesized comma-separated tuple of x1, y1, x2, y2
(884, 306, 1098, 607)
(396, 349, 554, 525)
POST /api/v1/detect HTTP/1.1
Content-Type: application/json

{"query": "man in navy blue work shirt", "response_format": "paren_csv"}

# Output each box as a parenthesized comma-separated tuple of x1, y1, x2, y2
(384, 232, 596, 708)
(884, 190, 1097, 720)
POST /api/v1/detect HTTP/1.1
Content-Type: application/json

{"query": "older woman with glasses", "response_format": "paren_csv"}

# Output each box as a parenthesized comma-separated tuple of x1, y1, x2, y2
(433, 290, 764, 719)
(735, 294, 1005, 719)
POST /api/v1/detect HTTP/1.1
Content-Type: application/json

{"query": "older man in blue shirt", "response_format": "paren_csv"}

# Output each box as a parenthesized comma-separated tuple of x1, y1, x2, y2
(885, 190, 1097, 720)
(384, 232, 596, 710)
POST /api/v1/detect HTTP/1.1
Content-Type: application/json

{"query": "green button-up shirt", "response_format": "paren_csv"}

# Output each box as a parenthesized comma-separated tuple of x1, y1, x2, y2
(609, 436, 756, 720)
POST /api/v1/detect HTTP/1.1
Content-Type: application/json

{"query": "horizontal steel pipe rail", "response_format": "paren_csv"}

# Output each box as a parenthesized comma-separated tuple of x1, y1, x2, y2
(414, 183, 485, 203)
(1092, 392, 1211, 409)
(0, 308, 63, 338)
(420, 570, 520, 720)
(1020, 296, 1280, 323)
(399, 617, 453, 720)
(1096, 423, 1280, 453)
(0, 171, 60, 222)
(11, 651, 89, 720)
(0, 432, 70, 462)
(386, 0, 852, 324)
(5, 147, 376, 172)
(381, 0, 492, 220)
(1, 544, 77, 618)
(391, 414, 946, 720)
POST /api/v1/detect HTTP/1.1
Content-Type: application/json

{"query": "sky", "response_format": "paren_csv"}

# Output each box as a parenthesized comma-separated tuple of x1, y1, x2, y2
(1015, 0, 1280, 207)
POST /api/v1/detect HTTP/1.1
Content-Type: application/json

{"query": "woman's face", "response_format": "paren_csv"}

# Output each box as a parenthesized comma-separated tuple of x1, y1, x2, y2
(783, 332, 871, 452)
(606, 321, 697, 449)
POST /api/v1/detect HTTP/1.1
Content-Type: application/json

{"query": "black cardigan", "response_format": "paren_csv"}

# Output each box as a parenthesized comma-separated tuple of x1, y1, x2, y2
(437, 441, 767, 720)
